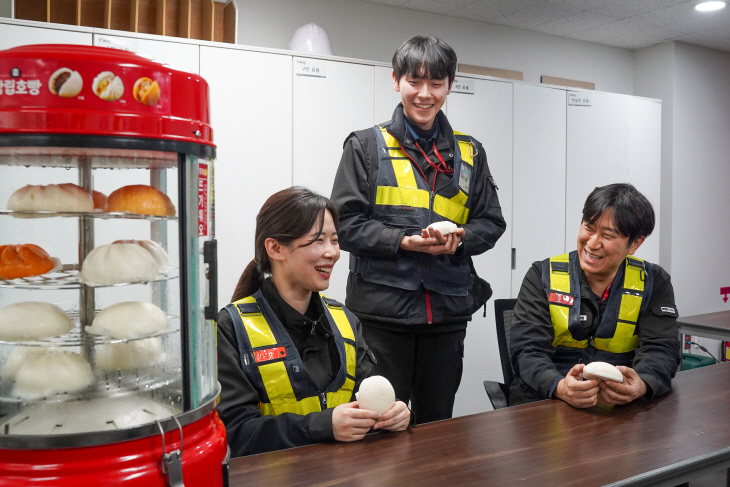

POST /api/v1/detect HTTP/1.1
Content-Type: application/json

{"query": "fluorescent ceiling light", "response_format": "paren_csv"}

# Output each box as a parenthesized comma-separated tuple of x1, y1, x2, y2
(695, 1, 726, 11)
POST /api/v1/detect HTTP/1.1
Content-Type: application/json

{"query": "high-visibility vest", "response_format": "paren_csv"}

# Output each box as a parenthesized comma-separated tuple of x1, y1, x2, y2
(350, 122, 480, 296)
(543, 251, 653, 354)
(225, 291, 357, 416)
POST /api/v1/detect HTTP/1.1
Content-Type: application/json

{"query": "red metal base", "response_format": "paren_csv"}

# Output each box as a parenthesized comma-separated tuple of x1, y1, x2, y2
(0, 410, 228, 487)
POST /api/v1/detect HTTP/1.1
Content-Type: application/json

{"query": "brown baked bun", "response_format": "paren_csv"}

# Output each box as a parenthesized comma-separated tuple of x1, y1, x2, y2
(133, 77, 161, 106)
(0, 244, 56, 279)
(92, 190, 108, 211)
(106, 185, 176, 216)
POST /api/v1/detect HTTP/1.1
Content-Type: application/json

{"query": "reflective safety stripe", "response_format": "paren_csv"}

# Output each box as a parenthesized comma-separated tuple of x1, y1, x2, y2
(327, 378, 356, 407)
(549, 254, 571, 294)
(232, 297, 277, 348)
(594, 322, 638, 353)
(433, 194, 469, 224)
(618, 293, 642, 323)
(550, 304, 587, 348)
(392, 159, 418, 189)
(451, 190, 468, 207)
(322, 296, 357, 378)
(259, 396, 322, 416)
(375, 186, 430, 209)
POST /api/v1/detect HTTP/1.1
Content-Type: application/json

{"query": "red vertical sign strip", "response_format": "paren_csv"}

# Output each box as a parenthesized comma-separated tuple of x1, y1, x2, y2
(198, 162, 208, 237)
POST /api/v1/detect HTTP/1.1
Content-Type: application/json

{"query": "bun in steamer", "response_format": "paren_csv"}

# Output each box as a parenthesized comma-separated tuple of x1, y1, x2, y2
(0, 302, 73, 341)
(87, 301, 168, 339)
(48, 67, 83, 98)
(112, 240, 169, 269)
(107, 185, 176, 217)
(1, 347, 93, 399)
(7, 183, 94, 213)
(0, 244, 57, 280)
(95, 337, 163, 370)
(79, 243, 159, 285)
(355, 375, 395, 414)
(92, 190, 108, 211)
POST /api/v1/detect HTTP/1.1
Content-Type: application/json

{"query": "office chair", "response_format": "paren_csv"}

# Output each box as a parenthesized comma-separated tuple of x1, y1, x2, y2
(483, 298, 518, 410)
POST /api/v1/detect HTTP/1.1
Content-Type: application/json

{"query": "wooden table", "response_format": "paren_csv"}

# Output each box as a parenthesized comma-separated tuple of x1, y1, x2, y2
(678, 310, 730, 342)
(228, 363, 730, 487)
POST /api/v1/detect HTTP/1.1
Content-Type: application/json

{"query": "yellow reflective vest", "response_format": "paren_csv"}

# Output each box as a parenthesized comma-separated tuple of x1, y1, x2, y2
(350, 122, 479, 296)
(543, 251, 653, 354)
(225, 291, 357, 416)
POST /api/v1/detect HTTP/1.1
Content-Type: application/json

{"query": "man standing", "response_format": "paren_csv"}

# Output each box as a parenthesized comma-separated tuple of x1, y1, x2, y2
(510, 183, 681, 407)
(331, 36, 506, 423)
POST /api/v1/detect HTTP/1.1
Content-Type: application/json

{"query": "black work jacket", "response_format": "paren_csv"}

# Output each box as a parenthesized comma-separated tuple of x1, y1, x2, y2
(216, 278, 375, 457)
(331, 104, 506, 327)
(509, 259, 681, 404)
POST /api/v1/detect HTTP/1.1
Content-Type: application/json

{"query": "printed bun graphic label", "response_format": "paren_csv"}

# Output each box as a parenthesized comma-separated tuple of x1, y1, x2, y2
(92, 71, 124, 101)
(48, 67, 83, 98)
(133, 77, 161, 106)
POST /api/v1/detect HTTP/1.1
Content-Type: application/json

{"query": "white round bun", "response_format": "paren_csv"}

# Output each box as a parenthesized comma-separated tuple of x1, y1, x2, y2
(95, 337, 163, 370)
(7, 183, 94, 212)
(356, 375, 395, 414)
(0, 302, 73, 341)
(49, 68, 83, 98)
(583, 361, 624, 383)
(87, 301, 167, 339)
(112, 240, 169, 269)
(427, 221, 458, 236)
(79, 243, 159, 285)
(6, 348, 93, 399)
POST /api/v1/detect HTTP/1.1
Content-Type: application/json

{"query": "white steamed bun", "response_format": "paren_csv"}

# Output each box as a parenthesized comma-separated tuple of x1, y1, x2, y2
(86, 301, 167, 339)
(0, 302, 73, 341)
(427, 221, 457, 236)
(95, 337, 163, 370)
(583, 361, 624, 383)
(3, 347, 93, 399)
(356, 375, 395, 414)
(7, 183, 94, 212)
(79, 243, 159, 285)
(112, 240, 169, 269)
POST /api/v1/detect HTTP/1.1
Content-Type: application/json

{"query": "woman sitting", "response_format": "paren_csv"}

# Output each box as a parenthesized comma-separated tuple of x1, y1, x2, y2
(217, 186, 410, 457)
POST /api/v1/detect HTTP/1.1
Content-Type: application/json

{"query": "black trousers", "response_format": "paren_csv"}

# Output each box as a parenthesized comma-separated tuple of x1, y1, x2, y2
(361, 322, 466, 425)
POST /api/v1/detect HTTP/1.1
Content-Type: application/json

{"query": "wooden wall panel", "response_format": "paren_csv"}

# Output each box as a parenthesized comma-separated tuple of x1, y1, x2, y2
(213, 1, 223, 42)
(79, 0, 105, 27)
(105, 0, 131, 31)
(201, 0, 214, 41)
(223, 0, 235, 44)
(49, 0, 78, 25)
(15, 0, 49, 22)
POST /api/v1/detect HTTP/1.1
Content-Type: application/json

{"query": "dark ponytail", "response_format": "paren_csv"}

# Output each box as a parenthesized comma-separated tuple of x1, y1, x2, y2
(230, 186, 339, 302)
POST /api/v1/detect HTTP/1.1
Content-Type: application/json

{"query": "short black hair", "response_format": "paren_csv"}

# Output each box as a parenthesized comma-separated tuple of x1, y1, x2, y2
(582, 183, 655, 245)
(392, 36, 457, 85)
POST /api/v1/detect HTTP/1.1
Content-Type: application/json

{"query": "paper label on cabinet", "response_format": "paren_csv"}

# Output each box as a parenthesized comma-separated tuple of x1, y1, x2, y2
(452, 77, 474, 94)
(568, 92, 592, 106)
(94, 35, 139, 53)
(295, 58, 327, 78)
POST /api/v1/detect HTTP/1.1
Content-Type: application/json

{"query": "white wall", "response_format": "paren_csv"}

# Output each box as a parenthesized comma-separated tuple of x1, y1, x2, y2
(234, 0, 635, 95)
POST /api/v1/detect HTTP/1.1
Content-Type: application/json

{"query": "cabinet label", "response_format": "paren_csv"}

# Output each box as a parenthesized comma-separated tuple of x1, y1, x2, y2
(452, 77, 474, 94)
(568, 92, 592, 106)
(94, 35, 139, 53)
(295, 58, 326, 78)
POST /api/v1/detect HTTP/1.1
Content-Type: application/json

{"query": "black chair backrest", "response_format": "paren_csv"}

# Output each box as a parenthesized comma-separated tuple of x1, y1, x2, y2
(494, 298, 518, 390)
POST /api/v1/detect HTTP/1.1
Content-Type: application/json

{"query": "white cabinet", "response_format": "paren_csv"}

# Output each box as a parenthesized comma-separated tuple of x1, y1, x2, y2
(92, 34, 200, 75)
(566, 91, 661, 264)
(292, 59, 374, 303)
(374, 65, 401, 124)
(512, 84, 567, 297)
(0, 23, 92, 49)
(445, 78, 513, 417)
(200, 46, 293, 302)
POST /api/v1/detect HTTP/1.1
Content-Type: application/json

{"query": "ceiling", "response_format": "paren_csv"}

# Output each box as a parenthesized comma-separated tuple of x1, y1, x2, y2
(359, 0, 730, 52)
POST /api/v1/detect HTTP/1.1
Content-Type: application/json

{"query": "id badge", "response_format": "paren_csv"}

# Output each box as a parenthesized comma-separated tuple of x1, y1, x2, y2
(458, 163, 472, 193)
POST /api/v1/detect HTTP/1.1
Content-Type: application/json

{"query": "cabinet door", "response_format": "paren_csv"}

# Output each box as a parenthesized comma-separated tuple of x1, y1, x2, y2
(0, 23, 92, 49)
(293, 59, 374, 303)
(445, 78, 513, 417)
(201, 46, 293, 303)
(374, 65, 401, 124)
(566, 91, 631, 248)
(512, 84, 567, 297)
(93, 34, 200, 75)
(627, 97, 661, 263)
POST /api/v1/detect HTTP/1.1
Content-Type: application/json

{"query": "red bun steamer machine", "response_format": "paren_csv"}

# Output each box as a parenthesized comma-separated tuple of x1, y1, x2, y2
(0, 45, 227, 486)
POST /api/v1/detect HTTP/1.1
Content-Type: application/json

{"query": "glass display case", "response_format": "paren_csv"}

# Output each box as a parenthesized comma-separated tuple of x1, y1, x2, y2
(0, 45, 226, 486)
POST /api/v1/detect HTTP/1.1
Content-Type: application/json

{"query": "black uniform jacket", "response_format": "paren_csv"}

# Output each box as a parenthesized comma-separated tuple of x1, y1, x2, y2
(216, 278, 375, 457)
(510, 260, 681, 404)
(330, 104, 507, 327)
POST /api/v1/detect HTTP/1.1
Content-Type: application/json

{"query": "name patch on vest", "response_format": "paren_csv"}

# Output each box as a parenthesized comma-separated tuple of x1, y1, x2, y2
(661, 307, 675, 314)
(549, 292, 574, 306)
(254, 346, 287, 363)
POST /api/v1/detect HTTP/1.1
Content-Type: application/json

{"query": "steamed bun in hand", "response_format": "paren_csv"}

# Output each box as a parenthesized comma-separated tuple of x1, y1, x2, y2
(582, 361, 624, 383)
(356, 375, 395, 414)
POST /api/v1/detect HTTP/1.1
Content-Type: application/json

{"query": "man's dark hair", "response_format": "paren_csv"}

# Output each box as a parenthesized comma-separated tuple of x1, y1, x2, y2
(582, 183, 655, 245)
(392, 36, 457, 85)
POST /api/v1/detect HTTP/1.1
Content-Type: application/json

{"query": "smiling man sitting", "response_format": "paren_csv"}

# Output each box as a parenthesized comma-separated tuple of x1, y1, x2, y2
(509, 183, 681, 408)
